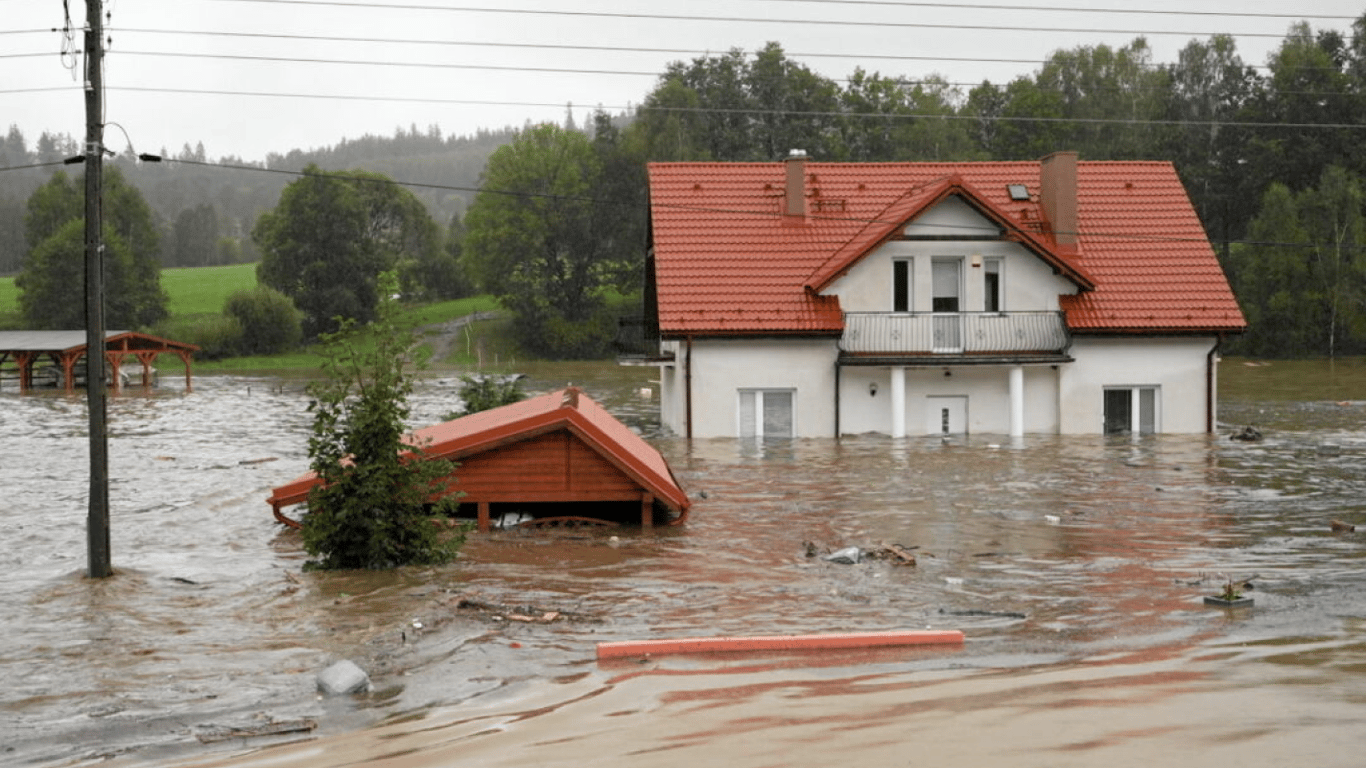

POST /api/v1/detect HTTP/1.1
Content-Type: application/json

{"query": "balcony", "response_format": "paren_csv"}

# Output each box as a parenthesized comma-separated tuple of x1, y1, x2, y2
(840, 311, 1071, 363)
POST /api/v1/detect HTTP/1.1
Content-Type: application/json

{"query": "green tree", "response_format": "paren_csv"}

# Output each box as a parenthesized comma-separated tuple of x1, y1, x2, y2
(223, 285, 303, 355)
(840, 68, 915, 161)
(16, 219, 166, 329)
(464, 124, 632, 357)
(1160, 35, 1261, 262)
(254, 165, 441, 338)
(302, 274, 466, 570)
(16, 167, 167, 329)
(170, 203, 220, 266)
(1232, 168, 1366, 357)
(1232, 183, 1315, 357)
(1298, 166, 1366, 356)
(1243, 23, 1358, 195)
(1034, 38, 1170, 160)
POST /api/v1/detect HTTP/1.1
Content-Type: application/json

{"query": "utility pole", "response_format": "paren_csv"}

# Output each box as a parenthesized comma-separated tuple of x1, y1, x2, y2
(84, 0, 112, 579)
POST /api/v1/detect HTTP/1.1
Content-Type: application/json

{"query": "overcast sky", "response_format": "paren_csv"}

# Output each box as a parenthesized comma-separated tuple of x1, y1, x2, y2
(3, 1, 1363, 163)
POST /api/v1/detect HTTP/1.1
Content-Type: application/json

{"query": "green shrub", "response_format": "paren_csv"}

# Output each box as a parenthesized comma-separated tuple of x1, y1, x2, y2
(446, 374, 526, 419)
(302, 273, 467, 570)
(153, 314, 243, 360)
(223, 285, 303, 355)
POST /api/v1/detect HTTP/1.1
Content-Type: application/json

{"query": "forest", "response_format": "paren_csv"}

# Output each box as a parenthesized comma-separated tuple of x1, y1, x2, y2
(3, 17, 1366, 357)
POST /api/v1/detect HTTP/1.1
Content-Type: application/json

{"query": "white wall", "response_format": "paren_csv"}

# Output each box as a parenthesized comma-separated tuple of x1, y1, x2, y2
(839, 364, 1060, 436)
(823, 197, 1079, 313)
(659, 338, 840, 438)
(1060, 336, 1217, 434)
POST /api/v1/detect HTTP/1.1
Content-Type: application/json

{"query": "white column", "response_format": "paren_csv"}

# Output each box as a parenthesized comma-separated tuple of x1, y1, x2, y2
(1009, 365, 1024, 438)
(890, 366, 906, 438)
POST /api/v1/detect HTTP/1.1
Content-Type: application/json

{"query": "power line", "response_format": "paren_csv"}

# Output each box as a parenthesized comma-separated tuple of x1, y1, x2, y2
(89, 44, 1366, 99)
(193, 0, 1326, 41)
(738, 0, 1356, 21)
(86, 86, 1366, 133)
(101, 26, 1332, 76)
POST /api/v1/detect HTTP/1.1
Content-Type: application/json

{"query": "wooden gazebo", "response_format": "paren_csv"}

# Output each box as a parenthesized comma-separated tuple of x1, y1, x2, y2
(0, 331, 198, 393)
(268, 387, 692, 531)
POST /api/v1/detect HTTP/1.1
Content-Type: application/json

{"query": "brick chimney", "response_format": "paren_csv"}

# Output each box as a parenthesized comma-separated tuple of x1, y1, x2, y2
(1039, 151, 1078, 248)
(784, 149, 807, 220)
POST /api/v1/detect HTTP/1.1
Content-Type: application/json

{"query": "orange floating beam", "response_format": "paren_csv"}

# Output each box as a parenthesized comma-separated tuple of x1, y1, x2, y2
(596, 629, 964, 659)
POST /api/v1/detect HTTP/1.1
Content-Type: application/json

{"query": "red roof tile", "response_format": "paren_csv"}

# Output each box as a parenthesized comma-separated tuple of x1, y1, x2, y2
(648, 160, 1246, 335)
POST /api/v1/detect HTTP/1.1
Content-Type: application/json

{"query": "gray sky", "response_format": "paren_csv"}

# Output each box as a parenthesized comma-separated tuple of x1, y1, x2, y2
(3, 1, 1363, 163)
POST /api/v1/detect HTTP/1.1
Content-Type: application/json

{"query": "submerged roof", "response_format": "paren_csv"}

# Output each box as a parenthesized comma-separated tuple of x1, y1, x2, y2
(647, 160, 1246, 335)
(0, 330, 199, 353)
(267, 387, 690, 516)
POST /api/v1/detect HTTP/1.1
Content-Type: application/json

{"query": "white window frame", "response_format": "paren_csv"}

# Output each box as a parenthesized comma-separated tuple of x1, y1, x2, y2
(1103, 385, 1160, 435)
(738, 388, 796, 438)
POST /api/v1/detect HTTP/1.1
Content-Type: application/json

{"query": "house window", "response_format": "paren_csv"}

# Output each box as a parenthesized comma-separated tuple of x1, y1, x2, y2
(931, 257, 961, 313)
(1104, 386, 1159, 435)
(893, 259, 912, 312)
(983, 258, 1003, 312)
(739, 389, 795, 438)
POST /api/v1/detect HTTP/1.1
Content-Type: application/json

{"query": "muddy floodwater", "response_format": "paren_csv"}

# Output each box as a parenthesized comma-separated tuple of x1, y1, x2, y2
(2, 358, 1365, 767)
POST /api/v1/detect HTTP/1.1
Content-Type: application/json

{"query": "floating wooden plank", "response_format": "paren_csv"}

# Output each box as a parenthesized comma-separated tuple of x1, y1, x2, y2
(596, 629, 964, 659)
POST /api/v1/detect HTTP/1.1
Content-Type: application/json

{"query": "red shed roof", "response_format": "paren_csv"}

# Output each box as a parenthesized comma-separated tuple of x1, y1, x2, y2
(648, 159, 1245, 335)
(267, 388, 690, 521)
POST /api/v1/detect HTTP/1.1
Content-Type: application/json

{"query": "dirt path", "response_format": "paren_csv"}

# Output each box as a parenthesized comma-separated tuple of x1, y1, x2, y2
(418, 311, 500, 364)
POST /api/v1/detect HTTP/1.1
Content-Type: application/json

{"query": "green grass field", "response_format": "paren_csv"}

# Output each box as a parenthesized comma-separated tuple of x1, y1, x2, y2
(160, 263, 259, 316)
(0, 263, 259, 330)
(2, 263, 514, 370)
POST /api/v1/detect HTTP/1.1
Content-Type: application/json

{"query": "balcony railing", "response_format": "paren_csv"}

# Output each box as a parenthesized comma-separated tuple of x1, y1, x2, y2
(841, 311, 1070, 356)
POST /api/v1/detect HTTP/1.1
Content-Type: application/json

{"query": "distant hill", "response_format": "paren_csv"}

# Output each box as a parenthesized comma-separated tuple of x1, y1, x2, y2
(0, 123, 526, 275)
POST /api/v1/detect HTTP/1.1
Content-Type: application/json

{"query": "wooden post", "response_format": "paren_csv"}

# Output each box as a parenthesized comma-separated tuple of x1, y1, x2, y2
(640, 493, 654, 529)
(477, 501, 491, 533)
(83, 0, 112, 578)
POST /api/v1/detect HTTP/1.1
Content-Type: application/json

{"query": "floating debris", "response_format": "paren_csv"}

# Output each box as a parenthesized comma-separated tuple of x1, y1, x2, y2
(195, 718, 317, 744)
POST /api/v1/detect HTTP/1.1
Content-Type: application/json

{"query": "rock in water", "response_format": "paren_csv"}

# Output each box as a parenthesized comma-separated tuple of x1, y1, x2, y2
(317, 660, 370, 696)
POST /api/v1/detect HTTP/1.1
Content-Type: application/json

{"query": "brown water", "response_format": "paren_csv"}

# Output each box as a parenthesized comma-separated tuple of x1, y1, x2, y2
(2, 358, 1364, 767)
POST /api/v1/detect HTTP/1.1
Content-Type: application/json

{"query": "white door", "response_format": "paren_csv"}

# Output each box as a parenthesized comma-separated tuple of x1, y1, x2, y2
(926, 395, 967, 435)
(931, 258, 963, 352)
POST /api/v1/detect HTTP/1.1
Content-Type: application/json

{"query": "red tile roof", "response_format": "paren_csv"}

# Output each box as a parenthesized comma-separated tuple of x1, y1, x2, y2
(267, 388, 690, 519)
(648, 160, 1246, 335)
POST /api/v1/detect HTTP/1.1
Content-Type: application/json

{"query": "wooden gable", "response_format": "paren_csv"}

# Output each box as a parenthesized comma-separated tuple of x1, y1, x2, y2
(267, 388, 691, 531)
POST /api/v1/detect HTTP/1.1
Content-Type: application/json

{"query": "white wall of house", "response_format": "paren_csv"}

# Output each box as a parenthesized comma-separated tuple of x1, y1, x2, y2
(839, 364, 1060, 436)
(1060, 336, 1218, 434)
(658, 337, 840, 438)
(659, 335, 1217, 437)
(822, 197, 1079, 313)
(658, 340, 684, 433)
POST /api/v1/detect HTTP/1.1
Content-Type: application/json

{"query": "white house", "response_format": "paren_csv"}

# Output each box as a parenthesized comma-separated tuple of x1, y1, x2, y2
(640, 151, 1246, 439)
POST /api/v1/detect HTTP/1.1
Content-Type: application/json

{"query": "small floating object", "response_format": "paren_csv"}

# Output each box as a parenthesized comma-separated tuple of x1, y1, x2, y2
(1331, 519, 1356, 533)
(1043, 514, 1061, 524)
(1204, 595, 1253, 608)
(596, 629, 964, 659)
(824, 546, 861, 565)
